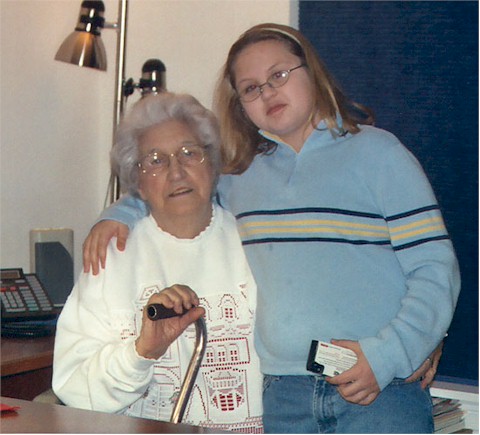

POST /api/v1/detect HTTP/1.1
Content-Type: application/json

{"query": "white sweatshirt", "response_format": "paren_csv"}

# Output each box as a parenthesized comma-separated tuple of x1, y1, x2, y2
(53, 204, 263, 433)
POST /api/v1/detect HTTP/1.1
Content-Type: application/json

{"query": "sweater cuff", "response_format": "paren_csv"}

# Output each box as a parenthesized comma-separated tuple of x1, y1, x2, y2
(121, 342, 156, 382)
(359, 337, 397, 391)
(99, 195, 148, 231)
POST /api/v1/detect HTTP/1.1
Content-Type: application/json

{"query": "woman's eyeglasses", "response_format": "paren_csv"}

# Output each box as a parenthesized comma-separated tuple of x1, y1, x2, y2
(137, 143, 207, 175)
(237, 64, 306, 102)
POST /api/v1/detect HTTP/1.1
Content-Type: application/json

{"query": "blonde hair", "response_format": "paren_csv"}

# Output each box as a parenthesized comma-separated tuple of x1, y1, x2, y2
(213, 23, 374, 174)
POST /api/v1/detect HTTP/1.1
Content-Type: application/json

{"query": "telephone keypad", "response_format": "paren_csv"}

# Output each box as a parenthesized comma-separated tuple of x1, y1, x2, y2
(1, 268, 56, 320)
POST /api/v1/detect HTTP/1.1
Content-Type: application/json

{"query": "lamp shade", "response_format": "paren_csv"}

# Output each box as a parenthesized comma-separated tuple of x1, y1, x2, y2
(55, 1, 107, 71)
(139, 59, 166, 96)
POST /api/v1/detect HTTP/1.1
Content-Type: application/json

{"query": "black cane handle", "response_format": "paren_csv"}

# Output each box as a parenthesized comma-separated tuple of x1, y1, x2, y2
(146, 303, 187, 321)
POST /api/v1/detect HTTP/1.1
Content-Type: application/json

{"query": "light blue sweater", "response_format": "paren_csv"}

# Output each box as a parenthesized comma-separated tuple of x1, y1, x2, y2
(100, 123, 460, 390)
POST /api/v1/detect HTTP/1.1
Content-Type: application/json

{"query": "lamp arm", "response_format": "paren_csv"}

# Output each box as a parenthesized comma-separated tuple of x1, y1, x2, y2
(103, 22, 119, 30)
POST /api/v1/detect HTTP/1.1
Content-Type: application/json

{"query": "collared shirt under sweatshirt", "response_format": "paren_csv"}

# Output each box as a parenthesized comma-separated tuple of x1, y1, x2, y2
(99, 122, 461, 390)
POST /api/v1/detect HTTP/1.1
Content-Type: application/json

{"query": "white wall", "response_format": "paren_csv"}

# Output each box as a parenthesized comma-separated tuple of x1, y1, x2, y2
(0, 0, 298, 276)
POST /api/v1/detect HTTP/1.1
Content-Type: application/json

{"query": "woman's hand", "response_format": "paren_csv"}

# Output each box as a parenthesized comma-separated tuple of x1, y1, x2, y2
(405, 341, 443, 389)
(83, 220, 129, 275)
(135, 284, 205, 360)
(325, 339, 381, 406)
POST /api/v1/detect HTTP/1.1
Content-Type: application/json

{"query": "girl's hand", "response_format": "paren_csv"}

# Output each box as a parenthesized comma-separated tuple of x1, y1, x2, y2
(135, 284, 205, 360)
(405, 341, 443, 389)
(325, 339, 380, 406)
(82, 220, 129, 275)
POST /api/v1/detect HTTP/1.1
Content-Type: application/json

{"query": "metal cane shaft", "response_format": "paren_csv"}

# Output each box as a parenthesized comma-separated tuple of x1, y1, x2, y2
(146, 304, 207, 424)
(171, 317, 207, 423)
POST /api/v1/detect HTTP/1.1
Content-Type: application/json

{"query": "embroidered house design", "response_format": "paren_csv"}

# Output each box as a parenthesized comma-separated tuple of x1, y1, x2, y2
(149, 292, 258, 430)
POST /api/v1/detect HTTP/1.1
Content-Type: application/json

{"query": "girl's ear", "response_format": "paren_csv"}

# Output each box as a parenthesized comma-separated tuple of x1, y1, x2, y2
(240, 104, 250, 118)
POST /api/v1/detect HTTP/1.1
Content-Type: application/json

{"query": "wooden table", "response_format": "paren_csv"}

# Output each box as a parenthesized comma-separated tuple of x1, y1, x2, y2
(1, 335, 55, 400)
(0, 396, 223, 433)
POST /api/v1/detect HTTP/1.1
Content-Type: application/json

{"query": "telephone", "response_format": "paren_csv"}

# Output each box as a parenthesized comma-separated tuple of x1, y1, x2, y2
(1, 268, 59, 337)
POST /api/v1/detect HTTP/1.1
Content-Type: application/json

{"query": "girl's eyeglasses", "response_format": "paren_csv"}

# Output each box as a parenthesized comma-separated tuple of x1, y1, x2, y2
(237, 64, 306, 102)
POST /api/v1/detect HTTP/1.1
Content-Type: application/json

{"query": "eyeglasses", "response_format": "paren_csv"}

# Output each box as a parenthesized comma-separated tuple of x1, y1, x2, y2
(237, 64, 306, 102)
(137, 143, 207, 175)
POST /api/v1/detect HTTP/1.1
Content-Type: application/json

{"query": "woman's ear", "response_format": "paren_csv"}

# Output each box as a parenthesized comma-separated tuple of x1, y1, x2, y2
(137, 182, 148, 202)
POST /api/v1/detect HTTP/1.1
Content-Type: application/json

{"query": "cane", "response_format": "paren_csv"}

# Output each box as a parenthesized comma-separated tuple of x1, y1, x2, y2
(146, 303, 207, 424)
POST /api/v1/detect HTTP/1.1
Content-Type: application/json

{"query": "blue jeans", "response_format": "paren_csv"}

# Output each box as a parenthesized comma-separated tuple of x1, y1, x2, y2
(263, 375, 433, 433)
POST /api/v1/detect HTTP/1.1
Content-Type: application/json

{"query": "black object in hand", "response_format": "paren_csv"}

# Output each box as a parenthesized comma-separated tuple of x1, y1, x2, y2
(147, 304, 186, 321)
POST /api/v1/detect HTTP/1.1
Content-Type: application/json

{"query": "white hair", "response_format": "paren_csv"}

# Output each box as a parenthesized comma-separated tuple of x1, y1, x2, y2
(111, 92, 222, 195)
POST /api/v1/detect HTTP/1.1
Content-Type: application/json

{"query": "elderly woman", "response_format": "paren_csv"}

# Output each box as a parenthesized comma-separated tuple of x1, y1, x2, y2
(52, 93, 263, 432)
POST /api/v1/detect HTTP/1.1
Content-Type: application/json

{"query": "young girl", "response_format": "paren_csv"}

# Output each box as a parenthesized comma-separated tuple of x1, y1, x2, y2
(83, 23, 460, 433)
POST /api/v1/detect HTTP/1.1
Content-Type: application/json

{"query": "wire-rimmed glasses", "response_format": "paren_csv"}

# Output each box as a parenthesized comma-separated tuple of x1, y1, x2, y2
(137, 143, 207, 175)
(237, 64, 306, 102)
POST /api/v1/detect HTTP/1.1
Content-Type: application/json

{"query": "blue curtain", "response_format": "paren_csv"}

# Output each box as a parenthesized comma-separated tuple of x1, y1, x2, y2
(299, 0, 478, 383)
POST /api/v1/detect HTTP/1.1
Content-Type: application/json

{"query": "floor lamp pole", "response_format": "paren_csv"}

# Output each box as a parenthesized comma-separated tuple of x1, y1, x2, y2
(109, 0, 128, 204)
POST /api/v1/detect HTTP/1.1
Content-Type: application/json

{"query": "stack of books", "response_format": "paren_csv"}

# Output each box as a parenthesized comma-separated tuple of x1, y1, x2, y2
(433, 396, 469, 434)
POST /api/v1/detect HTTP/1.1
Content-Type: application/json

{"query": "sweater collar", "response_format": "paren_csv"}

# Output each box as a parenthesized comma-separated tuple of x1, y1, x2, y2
(258, 116, 345, 150)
